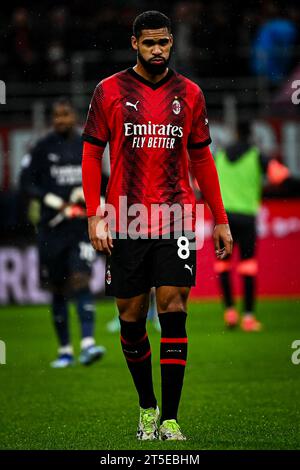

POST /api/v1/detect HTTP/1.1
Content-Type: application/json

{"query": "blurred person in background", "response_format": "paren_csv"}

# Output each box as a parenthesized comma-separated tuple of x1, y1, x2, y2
(251, 3, 298, 83)
(5, 7, 38, 81)
(19, 98, 106, 367)
(45, 7, 70, 80)
(214, 120, 291, 331)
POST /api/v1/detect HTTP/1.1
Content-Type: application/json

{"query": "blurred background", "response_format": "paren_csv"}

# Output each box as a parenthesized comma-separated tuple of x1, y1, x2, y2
(0, 0, 299, 302)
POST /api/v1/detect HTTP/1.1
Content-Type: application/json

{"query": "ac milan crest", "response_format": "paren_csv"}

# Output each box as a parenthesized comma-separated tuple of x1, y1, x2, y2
(106, 267, 112, 285)
(172, 97, 181, 115)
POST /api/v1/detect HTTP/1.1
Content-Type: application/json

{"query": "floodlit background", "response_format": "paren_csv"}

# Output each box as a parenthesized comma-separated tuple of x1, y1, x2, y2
(0, 0, 300, 450)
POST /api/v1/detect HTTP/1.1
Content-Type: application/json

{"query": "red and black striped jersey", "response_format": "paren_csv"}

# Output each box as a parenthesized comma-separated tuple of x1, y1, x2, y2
(83, 67, 211, 232)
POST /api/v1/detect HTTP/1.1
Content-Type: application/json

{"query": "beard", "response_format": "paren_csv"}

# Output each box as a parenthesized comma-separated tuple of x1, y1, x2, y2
(137, 50, 171, 75)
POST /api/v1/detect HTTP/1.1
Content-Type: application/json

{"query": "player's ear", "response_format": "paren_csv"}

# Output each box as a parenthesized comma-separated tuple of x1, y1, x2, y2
(131, 35, 138, 51)
(169, 34, 174, 48)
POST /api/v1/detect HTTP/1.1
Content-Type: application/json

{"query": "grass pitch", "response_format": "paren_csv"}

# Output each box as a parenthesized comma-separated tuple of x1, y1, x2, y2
(0, 299, 299, 450)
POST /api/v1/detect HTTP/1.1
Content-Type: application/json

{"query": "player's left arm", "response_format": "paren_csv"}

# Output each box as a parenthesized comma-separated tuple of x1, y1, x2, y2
(190, 145, 233, 259)
(188, 86, 232, 259)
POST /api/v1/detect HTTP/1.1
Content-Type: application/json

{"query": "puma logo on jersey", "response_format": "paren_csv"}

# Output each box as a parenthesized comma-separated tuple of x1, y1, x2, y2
(125, 100, 139, 111)
(184, 264, 193, 275)
(205, 118, 209, 125)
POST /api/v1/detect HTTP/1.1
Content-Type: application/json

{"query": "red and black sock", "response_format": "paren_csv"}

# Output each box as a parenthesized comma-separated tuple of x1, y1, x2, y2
(159, 311, 188, 423)
(120, 317, 157, 409)
(244, 275, 255, 312)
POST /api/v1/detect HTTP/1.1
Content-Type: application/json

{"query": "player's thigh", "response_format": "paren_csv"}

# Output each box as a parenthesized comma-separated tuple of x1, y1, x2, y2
(38, 233, 68, 291)
(238, 216, 257, 260)
(150, 233, 197, 290)
(227, 212, 241, 245)
(68, 238, 96, 289)
(105, 238, 152, 299)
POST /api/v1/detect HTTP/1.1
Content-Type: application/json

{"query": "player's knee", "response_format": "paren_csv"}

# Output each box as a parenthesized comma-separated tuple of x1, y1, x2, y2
(214, 260, 231, 273)
(69, 272, 90, 293)
(237, 258, 258, 276)
(157, 287, 189, 313)
(158, 299, 186, 313)
(117, 296, 149, 321)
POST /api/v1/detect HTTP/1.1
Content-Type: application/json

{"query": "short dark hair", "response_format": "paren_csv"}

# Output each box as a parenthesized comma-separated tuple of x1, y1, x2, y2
(133, 11, 171, 38)
(52, 96, 74, 112)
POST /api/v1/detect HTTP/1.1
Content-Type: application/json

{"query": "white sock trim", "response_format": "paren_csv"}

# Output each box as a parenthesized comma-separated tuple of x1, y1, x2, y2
(81, 337, 95, 350)
(58, 345, 74, 355)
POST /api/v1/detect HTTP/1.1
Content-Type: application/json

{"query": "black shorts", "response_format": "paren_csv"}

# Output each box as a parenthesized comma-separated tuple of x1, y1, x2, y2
(227, 212, 256, 260)
(105, 233, 196, 298)
(38, 222, 96, 288)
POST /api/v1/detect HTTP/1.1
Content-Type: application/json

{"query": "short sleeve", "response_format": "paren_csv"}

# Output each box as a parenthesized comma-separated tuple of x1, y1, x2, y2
(188, 87, 211, 149)
(82, 83, 110, 147)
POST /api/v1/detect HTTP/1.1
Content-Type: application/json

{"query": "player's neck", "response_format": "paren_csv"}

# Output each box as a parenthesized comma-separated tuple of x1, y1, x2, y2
(133, 63, 169, 84)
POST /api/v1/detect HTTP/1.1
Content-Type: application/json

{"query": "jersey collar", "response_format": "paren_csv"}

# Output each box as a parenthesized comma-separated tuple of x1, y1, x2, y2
(127, 67, 174, 90)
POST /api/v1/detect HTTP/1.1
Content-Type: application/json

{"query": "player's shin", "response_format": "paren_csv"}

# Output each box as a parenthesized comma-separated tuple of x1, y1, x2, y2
(119, 317, 157, 410)
(158, 311, 188, 423)
(244, 275, 255, 313)
(52, 292, 70, 347)
(237, 258, 258, 314)
(75, 288, 106, 364)
(50, 293, 74, 367)
(214, 260, 233, 307)
(75, 288, 95, 341)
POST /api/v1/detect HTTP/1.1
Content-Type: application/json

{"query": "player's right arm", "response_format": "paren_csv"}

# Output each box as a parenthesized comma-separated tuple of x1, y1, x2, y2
(82, 82, 113, 255)
(20, 143, 71, 214)
(19, 144, 46, 200)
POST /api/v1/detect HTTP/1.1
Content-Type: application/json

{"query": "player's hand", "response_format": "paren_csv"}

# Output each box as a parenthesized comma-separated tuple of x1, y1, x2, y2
(213, 223, 233, 259)
(88, 215, 114, 255)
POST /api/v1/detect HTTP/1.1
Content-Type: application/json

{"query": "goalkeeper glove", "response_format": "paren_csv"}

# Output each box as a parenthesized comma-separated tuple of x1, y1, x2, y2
(69, 186, 85, 205)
